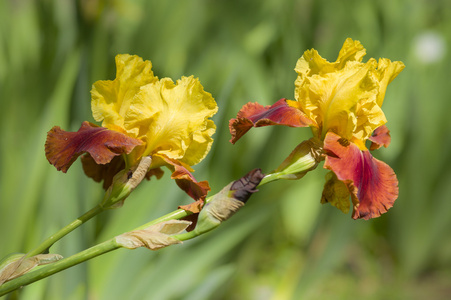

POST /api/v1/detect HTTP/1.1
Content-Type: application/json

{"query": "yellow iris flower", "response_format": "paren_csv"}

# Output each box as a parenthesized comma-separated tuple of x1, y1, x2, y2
(229, 38, 404, 219)
(290, 38, 404, 148)
(91, 54, 218, 168)
(46, 54, 217, 203)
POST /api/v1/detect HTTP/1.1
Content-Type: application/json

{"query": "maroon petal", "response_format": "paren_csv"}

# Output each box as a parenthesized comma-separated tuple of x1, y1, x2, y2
(323, 132, 398, 220)
(229, 99, 312, 144)
(45, 121, 143, 173)
(157, 155, 211, 205)
(368, 125, 391, 151)
(81, 155, 125, 189)
(82, 155, 165, 190)
(145, 167, 165, 181)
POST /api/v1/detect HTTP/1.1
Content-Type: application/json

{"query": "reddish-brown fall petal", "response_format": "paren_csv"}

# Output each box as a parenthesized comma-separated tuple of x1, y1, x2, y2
(180, 213, 199, 232)
(229, 99, 312, 144)
(179, 199, 204, 214)
(368, 125, 391, 151)
(45, 121, 143, 173)
(158, 155, 211, 205)
(323, 132, 398, 220)
(81, 155, 126, 189)
(145, 167, 165, 181)
(82, 155, 166, 190)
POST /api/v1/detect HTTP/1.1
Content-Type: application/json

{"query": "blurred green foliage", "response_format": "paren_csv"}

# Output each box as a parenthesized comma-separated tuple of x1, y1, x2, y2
(1, 0, 451, 299)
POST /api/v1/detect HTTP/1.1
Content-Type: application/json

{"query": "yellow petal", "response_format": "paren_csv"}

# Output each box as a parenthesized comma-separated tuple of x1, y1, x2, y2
(335, 38, 366, 67)
(374, 58, 405, 107)
(294, 38, 404, 143)
(124, 76, 218, 165)
(91, 54, 157, 130)
(181, 119, 216, 166)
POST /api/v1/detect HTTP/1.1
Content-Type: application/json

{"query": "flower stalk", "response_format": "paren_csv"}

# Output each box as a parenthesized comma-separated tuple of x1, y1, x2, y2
(0, 240, 118, 296)
(24, 156, 153, 259)
(0, 209, 191, 296)
(25, 204, 104, 258)
(0, 170, 264, 296)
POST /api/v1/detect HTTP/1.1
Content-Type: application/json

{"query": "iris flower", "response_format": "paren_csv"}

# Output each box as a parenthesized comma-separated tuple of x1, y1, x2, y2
(230, 38, 404, 219)
(46, 54, 218, 205)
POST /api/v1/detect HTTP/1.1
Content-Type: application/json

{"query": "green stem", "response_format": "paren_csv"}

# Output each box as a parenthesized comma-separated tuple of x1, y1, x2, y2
(130, 196, 215, 231)
(0, 207, 194, 296)
(1, 148, 318, 296)
(172, 228, 203, 241)
(132, 208, 191, 231)
(26, 205, 104, 258)
(0, 240, 119, 296)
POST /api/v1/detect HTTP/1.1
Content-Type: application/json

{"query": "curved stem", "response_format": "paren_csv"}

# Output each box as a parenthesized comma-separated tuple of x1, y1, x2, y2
(172, 228, 204, 242)
(0, 239, 119, 296)
(25, 205, 104, 258)
(132, 208, 191, 231)
(0, 207, 194, 296)
(1, 148, 319, 296)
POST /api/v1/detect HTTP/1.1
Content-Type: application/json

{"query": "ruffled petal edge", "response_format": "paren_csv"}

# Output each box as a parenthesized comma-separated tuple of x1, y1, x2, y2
(45, 121, 143, 173)
(229, 99, 312, 144)
(368, 125, 391, 151)
(157, 155, 211, 211)
(323, 132, 398, 220)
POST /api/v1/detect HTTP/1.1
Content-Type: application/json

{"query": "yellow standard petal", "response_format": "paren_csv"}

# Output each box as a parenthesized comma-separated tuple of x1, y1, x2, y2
(374, 58, 406, 107)
(91, 54, 157, 131)
(124, 75, 218, 166)
(294, 38, 405, 144)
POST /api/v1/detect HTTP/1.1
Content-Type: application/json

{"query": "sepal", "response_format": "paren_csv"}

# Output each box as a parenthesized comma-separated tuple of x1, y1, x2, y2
(229, 99, 312, 144)
(45, 121, 143, 173)
(272, 138, 323, 180)
(323, 132, 398, 219)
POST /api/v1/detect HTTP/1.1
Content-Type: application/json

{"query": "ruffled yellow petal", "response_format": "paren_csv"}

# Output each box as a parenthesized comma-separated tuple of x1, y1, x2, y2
(181, 119, 216, 166)
(294, 38, 404, 143)
(91, 54, 157, 131)
(374, 58, 406, 107)
(124, 76, 218, 166)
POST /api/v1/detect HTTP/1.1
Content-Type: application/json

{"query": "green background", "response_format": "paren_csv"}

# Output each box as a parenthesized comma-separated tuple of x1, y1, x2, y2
(1, 0, 451, 299)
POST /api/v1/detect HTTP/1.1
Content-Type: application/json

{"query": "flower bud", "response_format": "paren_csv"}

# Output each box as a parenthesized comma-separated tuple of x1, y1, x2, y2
(273, 138, 323, 180)
(193, 169, 264, 235)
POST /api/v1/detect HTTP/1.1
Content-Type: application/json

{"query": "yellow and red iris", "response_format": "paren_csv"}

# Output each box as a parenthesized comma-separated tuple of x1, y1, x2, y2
(46, 54, 218, 205)
(230, 38, 404, 220)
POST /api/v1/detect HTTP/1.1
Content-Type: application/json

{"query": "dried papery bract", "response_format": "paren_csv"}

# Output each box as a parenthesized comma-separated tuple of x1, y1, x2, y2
(0, 253, 63, 285)
(115, 220, 192, 250)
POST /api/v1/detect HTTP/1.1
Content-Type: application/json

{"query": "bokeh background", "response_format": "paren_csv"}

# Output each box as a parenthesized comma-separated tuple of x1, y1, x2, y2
(1, 0, 451, 299)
